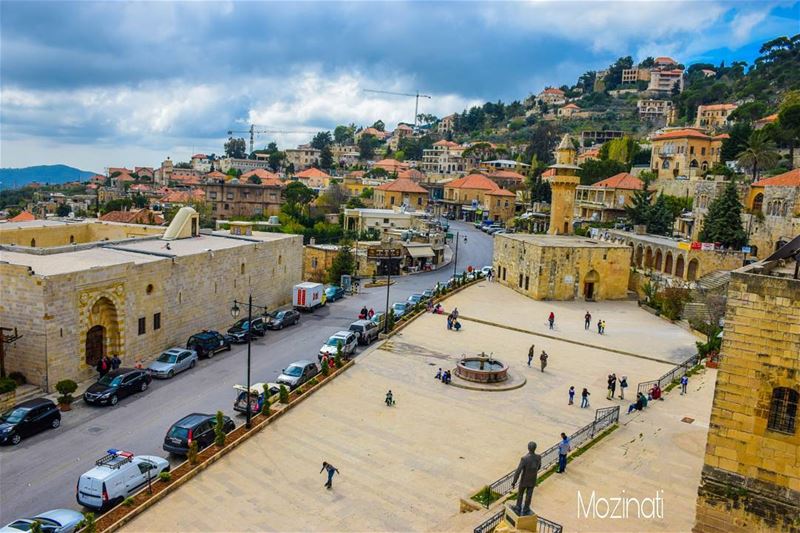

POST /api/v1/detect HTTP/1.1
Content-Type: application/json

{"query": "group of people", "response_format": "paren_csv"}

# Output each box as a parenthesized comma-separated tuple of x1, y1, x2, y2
(605, 373, 629, 400)
(627, 391, 649, 414)
(446, 307, 461, 331)
(567, 386, 592, 408)
(435, 368, 452, 384)
(583, 311, 606, 334)
(359, 307, 375, 320)
(526, 345, 548, 372)
(96, 354, 121, 377)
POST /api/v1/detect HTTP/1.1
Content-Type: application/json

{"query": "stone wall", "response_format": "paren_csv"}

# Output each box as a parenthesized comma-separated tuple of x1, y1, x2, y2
(0, 234, 303, 391)
(0, 221, 164, 248)
(694, 270, 800, 533)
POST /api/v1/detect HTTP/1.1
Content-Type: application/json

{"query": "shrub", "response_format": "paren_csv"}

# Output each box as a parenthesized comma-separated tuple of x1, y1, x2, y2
(187, 440, 199, 466)
(335, 340, 343, 366)
(214, 411, 226, 447)
(8, 371, 26, 386)
(122, 497, 135, 507)
(307, 377, 319, 387)
(386, 309, 396, 331)
(78, 513, 97, 533)
(159, 471, 171, 483)
(261, 384, 271, 415)
(29, 521, 43, 533)
(658, 288, 691, 320)
(321, 358, 330, 377)
(279, 384, 289, 404)
(55, 379, 78, 405)
(0, 378, 16, 394)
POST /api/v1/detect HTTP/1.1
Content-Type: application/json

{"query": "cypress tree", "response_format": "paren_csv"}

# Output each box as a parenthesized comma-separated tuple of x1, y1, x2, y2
(699, 181, 747, 249)
(646, 194, 673, 236)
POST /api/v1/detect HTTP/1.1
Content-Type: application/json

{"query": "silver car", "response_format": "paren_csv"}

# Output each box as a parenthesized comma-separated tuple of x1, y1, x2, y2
(147, 348, 198, 379)
(1, 508, 84, 533)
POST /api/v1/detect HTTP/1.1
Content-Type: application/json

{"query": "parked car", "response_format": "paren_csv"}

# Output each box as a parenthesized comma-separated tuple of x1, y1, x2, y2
(422, 289, 434, 301)
(232, 383, 281, 415)
(0, 398, 61, 446)
(407, 293, 424, 306)
(349, 320, 380, 345)
(391, 302, 409, 318)
(162, 413, 235, 455)
(147, 347, 198, 379)
(83, 368, 151, 406)
(276, 360, 319, 390)
(492, 229, 507, 236)
(319, 331, 358, 360)
(186, 330, 232, 358)
(486, 226, 504, 235)
(324, 285, 345, 302)
(227, 316, 267, 343)
(266, 309, 301, 330)
(76, 449, 169, 511)
(1, 509, 84, 533)
(370, 312, 385, 328)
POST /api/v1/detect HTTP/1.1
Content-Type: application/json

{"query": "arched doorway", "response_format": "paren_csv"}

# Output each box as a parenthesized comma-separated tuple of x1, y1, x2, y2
(687, 258, 699, 281)
(644, 246, 653, 269)
(664, 252, 674, 274)
(675, 255, 685, 278)
(85, 325, 105, 367)
(635, 245, 644, 268)
(583, 270, 599, 301)
(654, 249, 663, 271)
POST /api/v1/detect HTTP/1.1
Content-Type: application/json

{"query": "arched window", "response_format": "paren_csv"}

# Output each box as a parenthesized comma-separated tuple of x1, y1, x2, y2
(767, 387, 798, 434)
(662, 160, 670, 170)
(752, 193, 764, 212)
(30, 238, 36, 247)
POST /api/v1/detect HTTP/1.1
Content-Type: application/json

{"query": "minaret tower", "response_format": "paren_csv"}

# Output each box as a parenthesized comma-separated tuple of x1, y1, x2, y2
(546, 134, 581, 235)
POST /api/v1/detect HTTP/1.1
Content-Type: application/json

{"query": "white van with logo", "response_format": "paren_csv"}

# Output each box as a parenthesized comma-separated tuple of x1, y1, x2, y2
(76, 449, 170, 511)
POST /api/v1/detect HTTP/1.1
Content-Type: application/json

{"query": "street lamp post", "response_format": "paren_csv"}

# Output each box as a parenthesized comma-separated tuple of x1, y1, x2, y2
(230, 295, 268, 430)
(452, 231, 460, 279)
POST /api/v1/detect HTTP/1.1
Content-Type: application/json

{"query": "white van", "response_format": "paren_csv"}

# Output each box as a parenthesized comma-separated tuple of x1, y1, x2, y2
(76, 449, 170, 511)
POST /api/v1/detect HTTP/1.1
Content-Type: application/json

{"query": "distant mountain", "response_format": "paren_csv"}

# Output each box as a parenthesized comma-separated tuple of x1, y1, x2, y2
(0, 165, 99, 189)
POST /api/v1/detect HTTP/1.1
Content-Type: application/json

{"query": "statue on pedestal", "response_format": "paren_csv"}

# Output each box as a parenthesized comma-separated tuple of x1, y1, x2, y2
(511, 441, 541, 516)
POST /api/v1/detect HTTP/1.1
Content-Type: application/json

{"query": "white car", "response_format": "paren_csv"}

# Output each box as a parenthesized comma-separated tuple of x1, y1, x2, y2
(481, 266, 493, 277)
(318, 331, 358, 359)
(1, 509, 84, 533)
(76, 449, 170, 511)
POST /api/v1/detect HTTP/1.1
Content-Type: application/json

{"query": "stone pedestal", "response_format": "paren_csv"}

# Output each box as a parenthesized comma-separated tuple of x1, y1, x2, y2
(497, 503, 538, 532)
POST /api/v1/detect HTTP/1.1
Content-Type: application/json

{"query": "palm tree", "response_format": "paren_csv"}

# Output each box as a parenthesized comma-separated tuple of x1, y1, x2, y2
(736, 130, 780, 181)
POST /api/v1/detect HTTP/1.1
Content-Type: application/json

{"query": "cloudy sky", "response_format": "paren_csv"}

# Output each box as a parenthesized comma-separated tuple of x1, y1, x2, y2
(1, 1, 798, 172)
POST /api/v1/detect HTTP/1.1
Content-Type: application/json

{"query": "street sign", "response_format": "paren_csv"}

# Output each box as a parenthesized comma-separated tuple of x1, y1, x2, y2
(367, 247, 403, 259)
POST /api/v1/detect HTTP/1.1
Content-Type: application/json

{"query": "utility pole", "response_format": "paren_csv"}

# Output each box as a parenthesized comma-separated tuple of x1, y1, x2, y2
(0, 327, 22, 379)
(452, 231, 460, 278)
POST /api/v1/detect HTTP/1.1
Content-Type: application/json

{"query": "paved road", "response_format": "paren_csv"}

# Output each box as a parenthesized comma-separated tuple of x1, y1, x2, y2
(0, 221, 493, 522)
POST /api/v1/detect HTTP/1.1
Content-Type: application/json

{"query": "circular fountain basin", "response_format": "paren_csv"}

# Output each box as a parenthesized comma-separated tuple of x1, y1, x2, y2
(455, 357, 509, 383)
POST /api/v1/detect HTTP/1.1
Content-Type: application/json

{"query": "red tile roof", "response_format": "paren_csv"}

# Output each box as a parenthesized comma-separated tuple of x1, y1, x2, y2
(541, 168, 556, 177)
(8, 211, 35, 222)
(115, 172, 135, 182)
(655, 56, 677, 65)
(651, 128, 712, 141)
(541, 88, 565, 95)
(751, 169, 800, 188)
(592, 173, 643, 190)
(375, 178, 427, 193)
(485, 188, 516, 197)
(192, 153, 207, 159)
(756, 113, 778, 124)
(161, 189, 206, 203)
(295, 168, 331, 179)
(446, 173, 500, 191)
(205, 170, 228, 180)
(433, 140, 461, 148)
(397, 168, 425, 181)
(489, 170, 525, 182)
(699, 103, 737, 111)
(562, 103, 580, 110)
(373, 159, 410, 172)
(242, 168, 282, 185)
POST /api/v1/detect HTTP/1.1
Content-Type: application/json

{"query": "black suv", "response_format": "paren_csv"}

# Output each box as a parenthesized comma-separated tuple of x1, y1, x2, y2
(83, 368, 151, 406)
(266, 309, 300, 330)
(227, 317, 267, 343)
(163, 413, 235, 455)
(187, 330, 232, 358)
(0, 398, 61, 446)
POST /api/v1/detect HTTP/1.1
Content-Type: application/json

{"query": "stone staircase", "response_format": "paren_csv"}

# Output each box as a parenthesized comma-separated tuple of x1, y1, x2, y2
(13, 384, 44, 404)
(696, 270, 731, 292)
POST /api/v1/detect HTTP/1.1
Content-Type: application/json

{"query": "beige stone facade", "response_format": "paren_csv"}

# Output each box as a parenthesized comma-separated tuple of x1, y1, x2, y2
(493, 234, 631, 301)
(694, 263, 800, 533)
(0, 219, 164, 248)
(0, 224, 302, 391)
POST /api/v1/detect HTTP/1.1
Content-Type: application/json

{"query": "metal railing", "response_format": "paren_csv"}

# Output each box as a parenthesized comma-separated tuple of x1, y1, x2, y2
(484, 406, 620, 505)
(473, 511, 563, 533)
(637, 353, 701, 397)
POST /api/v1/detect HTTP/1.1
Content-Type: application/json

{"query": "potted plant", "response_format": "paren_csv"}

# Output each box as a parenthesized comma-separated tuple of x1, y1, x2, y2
(55, 379, 78, 411)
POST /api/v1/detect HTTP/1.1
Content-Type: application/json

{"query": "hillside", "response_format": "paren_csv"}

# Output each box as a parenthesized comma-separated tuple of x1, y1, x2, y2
(0, 165, 98, 189)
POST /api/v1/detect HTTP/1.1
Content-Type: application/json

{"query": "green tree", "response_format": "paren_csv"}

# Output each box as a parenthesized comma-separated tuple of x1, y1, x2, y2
(647, 194, 673, 236)
(358, 134, 380, 160)
(334, 124, 356, 145)
(279, 384, 289, 403)
(268, 151, 285, 172)
(360, 187, 373, 199)
(625, 178, 654, 226)
(101, 198, 133, 214)
(320, 145, 334, 169)
(214, 411, 226, 446)
(578, 159, 628, 185)
(720, 122, 753, 162)
(699, 180, 747, 249)
(247, 175, 262, 184)
(261, 384, 271, 415)
(224, 137, 247, 159)
(737, 130, 780, 180)
(346, 197, 366, 208)
(326, 242, 355, 284)
(371, 120, 385, 132)
(55, 203, 71, 217)
(311, 131, 333, 150)
(334, 340, 343, 368)
(78, 513, 97, 533)
(777, 91, 800, 168)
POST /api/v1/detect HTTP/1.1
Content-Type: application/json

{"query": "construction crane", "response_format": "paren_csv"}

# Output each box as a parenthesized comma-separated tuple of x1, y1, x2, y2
(226, 124, 319, 155)
(362, 89, 432, 128)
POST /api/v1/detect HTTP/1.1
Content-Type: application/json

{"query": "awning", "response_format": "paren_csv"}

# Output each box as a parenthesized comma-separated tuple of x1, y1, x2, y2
(405, 245, 435, 258)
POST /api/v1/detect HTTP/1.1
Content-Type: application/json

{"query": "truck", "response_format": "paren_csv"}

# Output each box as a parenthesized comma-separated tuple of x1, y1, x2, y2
(293, 282, 325, 311)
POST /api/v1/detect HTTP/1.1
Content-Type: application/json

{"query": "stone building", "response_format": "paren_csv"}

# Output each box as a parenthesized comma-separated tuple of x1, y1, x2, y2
(545, 134, 581, 235)
(373, 178, 429, 210)
(202, 175, 285, 219)
(441, 173, 515, 223)
(492, 234, 631, 300)
(575, 172, 643, 223)
(694, 103, 738, 130)
(650, 128, 726, 180)
(0, 209, 302, 391)
(694, 254, 800, 533)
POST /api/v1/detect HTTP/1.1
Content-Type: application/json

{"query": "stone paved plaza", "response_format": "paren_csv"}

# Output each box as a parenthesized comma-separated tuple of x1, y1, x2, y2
(124, 282, 706, 532)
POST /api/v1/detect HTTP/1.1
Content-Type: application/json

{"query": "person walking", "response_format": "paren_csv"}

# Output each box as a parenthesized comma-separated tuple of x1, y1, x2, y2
(606, 375, 614, 400)
(568, 386, 575, 405)
(110, 354, 121, 371)
(601, 320, 606, 334)
(610, 373, 617, 399)
(527, 345, 535, 367)
(597, 319, 602, 334)
(368, 308, 375, 319)
(619, 376, 628, 400)
(96, 356, 109, 377)
(548, 312, 555, 330)
(680, 374, 688, 395)
(584, 311, 591, 330)
(452, 307, 459, 320)
(581, 388, 590, 408)
(557, 433, 571, 473)
(539, 351, 548, 373)
(320, 461, 340, 489)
